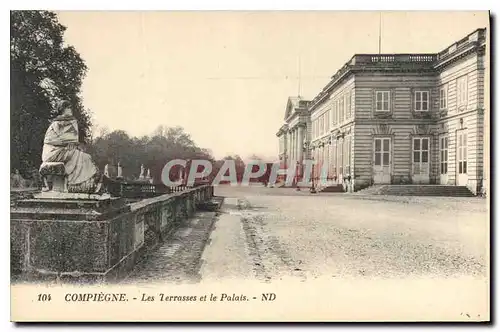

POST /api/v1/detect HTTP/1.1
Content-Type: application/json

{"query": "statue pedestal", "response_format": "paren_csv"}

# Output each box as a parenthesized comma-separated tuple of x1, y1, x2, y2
(14, 192, 130, 221)
(10, 191, 142, 283)
(11, 183, 216, 284)
(34, 191, 111, 200)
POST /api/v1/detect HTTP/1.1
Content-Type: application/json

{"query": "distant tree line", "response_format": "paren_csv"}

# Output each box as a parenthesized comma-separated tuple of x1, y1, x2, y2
(88, 127, 255, 185)
(88, 125, 216, 184)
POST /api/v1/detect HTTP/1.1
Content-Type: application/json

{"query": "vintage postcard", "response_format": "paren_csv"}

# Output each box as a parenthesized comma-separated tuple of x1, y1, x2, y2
(10, 10, 490, 322)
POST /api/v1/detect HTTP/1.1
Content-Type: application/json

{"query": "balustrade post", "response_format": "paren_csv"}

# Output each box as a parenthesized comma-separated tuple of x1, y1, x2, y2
(187, 192, 194, 217)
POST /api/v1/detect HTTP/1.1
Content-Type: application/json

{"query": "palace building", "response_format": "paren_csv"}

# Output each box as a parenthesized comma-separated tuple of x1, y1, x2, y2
(276, 28, 487, 194)
(277, 97, 310, 173)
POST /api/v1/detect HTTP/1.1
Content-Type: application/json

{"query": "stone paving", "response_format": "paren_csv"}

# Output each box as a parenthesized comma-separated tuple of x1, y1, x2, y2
(124, 185, 488, 283)
(123, 210, 217, 285)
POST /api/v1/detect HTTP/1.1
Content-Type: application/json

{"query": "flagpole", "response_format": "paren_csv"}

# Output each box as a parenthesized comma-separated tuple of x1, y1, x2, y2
(378, 12, 382, 54)
(298, 55, 301, 97)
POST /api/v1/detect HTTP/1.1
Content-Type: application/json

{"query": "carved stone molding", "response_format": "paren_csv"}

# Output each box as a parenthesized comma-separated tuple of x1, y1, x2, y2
(438, 122, 448, 134)
(415, 124, 430, 135)
(378, 124, 390, 135)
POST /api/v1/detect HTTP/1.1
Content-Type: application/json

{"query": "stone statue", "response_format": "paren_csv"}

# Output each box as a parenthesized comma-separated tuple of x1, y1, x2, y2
(104, 164, 110, 177)
(39, 100, 100, 192)
(11, 169, 25, 188)
(117, 162, 123, 178)
(146, 169, 153, 183)
(139, 164, 145, 180)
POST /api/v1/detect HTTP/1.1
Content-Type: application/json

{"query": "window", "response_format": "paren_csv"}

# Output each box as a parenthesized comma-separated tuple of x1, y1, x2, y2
(439, 136, 448, 174)
(346, 92, 352, 119)
(457, 131, 467, 174)
(374, 138, 390, 167)
(320, 114, 324, 135)
(319, 115, 324, 136)
(332, 101, 337, 125)
(337, 139, 343, 176)
(332, 140, 337, 176)
(414, 91, 429, 111)
(439, 85, 448, 110)
(344, 135, 351, 175)
(376, 91, 390, 111)
(413, 137, 429, 164)
(325, 110, 330, 131)
(457, 76, 468, 108)
(338, 98, 344, 123)
(322, 114, 326, 134)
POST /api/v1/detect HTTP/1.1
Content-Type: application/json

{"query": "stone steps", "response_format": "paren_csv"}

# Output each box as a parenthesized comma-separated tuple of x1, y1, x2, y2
(357, 185, 475, 197)
(318, 184, 345, 193)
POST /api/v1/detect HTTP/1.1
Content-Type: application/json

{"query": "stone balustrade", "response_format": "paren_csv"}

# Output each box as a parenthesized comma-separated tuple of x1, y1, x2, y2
(10, 184, 215, 284)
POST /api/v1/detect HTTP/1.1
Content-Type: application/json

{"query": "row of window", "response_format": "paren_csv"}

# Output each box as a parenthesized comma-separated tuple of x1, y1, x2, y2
(373, 135, 467, 175)
(375, 90, 430, 112)
(309, 133, 467, 177)
(311, 91, 353, 139)
(333, 91, 352, 125)
(312, 135, 352, 176)
(439, 76, 468, 111)
(308, 76, 470, 129)
(376, 75, 469, 112)
(312, 111, 330, 139)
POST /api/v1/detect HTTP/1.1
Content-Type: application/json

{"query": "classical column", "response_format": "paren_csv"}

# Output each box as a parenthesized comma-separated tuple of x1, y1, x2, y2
(287, 131, 292, 165)
(283, 132, 288, 165)
(339, 136, 344, 181)
(298, 125, 304, 162)
(293, 128, 298, 161)
(326, 141, 331, 179)
(293, 129, 297, 161)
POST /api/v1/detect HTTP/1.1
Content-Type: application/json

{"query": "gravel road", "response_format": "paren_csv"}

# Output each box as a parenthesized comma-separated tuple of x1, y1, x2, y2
(201, 185, 488, 281)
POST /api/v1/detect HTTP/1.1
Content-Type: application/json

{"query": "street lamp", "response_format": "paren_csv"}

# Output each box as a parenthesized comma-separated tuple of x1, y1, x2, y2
(303, 140, 316, 194)
(310, 156, 317, 194)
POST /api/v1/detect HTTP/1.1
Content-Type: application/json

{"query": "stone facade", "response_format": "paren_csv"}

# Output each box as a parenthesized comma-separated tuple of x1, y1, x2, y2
(276, 28, 488, 195)
(276, 97, 310, 181)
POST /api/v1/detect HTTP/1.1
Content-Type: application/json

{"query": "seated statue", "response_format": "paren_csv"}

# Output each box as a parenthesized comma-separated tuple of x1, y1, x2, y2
(11, 169, 25, 188)
(39, 100, 102, 193)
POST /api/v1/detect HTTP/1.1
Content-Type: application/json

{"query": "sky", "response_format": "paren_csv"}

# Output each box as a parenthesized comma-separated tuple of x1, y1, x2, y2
(56, 11, 488, 160)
